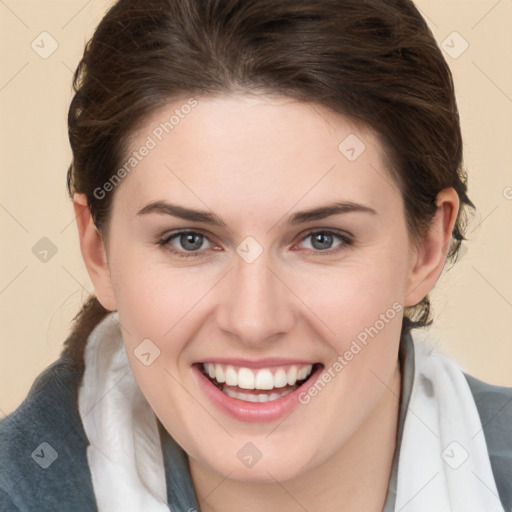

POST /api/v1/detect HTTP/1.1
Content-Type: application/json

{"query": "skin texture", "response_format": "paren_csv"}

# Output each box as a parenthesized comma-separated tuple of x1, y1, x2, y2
(74, 94, 459, 511)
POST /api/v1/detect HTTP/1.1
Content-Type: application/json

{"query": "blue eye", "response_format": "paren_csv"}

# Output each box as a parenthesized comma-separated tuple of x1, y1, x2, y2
(297, 230, 352, 253)
(174, 232, 207, 251)
(157, 230, 211, 257)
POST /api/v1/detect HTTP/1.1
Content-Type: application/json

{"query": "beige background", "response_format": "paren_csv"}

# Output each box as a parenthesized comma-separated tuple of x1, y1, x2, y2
(1, 0, 511, 417)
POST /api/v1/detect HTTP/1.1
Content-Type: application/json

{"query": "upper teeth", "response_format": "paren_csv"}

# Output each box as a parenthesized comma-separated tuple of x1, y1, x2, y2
(203, 363, 313, 390)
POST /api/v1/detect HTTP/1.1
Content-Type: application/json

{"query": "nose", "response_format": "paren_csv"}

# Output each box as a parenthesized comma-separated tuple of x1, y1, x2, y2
(215, 252, 297, 348)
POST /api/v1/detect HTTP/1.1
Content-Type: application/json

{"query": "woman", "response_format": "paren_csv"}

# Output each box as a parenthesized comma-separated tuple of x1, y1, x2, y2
(1, 0, 510, 511)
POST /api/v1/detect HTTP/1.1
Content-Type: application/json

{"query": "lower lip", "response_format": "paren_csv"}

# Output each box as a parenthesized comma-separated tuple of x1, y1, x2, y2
(193, 364, 323, 423)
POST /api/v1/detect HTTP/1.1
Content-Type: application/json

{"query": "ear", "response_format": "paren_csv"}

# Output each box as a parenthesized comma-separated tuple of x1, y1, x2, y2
(73, 193, 117, 311)
(404, 188, 460, 307)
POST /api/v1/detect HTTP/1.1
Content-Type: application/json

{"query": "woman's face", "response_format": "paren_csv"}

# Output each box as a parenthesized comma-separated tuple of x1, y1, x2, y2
(100, 94, 420, 481)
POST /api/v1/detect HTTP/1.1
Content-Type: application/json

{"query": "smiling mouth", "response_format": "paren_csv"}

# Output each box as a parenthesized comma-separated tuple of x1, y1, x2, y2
(198, 362, 323, 403)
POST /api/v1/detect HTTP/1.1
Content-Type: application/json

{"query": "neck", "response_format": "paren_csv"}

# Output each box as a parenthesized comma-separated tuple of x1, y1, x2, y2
(190, 362, 402, 512)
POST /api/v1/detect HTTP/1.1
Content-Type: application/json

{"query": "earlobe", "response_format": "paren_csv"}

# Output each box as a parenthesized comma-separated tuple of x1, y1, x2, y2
(404, 188, 460, 307)
(73, 194, 117, 311)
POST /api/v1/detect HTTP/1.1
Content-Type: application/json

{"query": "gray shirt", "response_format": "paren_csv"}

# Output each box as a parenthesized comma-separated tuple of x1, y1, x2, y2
(1, 331, 511, 511)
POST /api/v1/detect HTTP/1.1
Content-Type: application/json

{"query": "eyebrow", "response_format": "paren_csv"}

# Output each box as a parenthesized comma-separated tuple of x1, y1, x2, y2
(136, 200, 377, 226)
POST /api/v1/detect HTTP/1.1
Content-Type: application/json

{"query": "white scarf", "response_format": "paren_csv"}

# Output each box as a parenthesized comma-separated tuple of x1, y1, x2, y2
(78, 312, 505, 512)
(78, 312, 169, 511)
(395, 331, 505, 512)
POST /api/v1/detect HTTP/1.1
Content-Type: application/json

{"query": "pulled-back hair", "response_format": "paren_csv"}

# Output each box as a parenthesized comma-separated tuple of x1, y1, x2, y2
(63, 0, 474, 368)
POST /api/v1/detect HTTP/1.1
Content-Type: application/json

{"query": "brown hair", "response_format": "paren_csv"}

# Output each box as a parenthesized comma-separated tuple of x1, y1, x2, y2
(63, 0, 474, 367)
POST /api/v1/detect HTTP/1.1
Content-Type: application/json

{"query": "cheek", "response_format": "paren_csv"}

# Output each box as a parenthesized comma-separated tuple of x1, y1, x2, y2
(294, 250, 408, 342)
(288, 242, 408, 414)
(283, 258, 405, 455)
(109, 259, 209, 430)
(109, 241, 206, 338)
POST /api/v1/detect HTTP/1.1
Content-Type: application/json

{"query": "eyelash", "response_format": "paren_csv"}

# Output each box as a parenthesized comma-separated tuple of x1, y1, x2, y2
(156, 229, 353, 258)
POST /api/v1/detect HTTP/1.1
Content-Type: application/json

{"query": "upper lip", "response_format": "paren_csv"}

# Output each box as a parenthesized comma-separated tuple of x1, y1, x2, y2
(195, 357, 319, 369)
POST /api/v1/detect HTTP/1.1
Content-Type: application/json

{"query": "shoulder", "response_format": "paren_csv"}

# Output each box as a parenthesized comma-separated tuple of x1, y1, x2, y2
(464, 372, 512, 438)
(464, 372, 512, 512)
(464, 372, 512, 419)
(0, 357, 97, 511)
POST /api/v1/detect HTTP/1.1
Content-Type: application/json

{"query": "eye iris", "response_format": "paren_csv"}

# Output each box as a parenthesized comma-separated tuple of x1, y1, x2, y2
(311, 232, 333, 250)
(180, 233, 203, 251)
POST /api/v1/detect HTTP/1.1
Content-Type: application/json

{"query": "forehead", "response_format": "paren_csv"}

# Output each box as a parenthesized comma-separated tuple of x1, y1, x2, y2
(115, 94, 400, 219)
